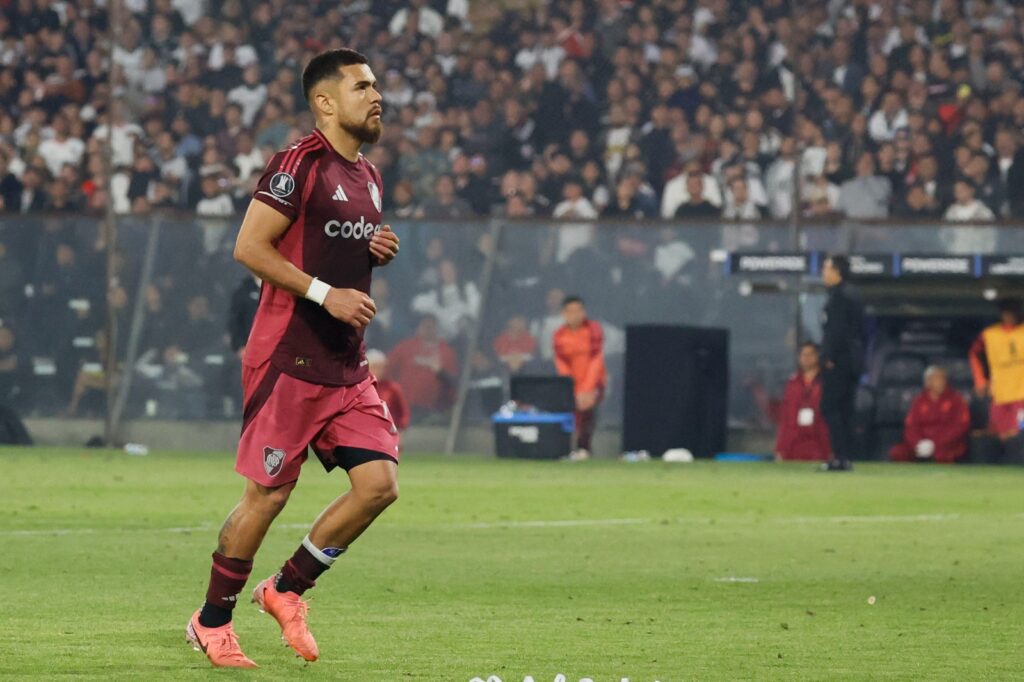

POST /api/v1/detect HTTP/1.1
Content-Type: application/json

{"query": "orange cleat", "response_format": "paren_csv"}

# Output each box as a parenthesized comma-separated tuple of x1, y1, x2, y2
(186, 609, 258, 668)
(252, 576, 319, 661)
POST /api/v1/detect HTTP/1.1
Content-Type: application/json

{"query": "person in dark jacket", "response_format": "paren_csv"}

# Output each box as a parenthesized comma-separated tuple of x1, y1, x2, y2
(820, 254, 865, 471)
(228, 275, 261, 359)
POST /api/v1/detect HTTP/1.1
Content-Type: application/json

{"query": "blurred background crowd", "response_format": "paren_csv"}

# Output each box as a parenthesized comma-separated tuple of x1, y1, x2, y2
(2, 0, 1024, 428)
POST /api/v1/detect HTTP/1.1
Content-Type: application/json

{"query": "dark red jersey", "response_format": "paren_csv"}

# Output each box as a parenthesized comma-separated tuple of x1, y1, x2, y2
(246, 129, 385, 386)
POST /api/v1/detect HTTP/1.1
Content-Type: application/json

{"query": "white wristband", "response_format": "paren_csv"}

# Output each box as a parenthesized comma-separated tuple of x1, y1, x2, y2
(305, 277, 330, 306)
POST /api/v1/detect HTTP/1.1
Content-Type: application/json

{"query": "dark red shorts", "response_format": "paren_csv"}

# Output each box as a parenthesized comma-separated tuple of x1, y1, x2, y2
(989, 401, 1024, 437)
(237, 362, 400, 487)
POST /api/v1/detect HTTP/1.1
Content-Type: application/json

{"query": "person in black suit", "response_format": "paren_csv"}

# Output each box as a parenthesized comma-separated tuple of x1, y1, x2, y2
(820, 255, 865, 471)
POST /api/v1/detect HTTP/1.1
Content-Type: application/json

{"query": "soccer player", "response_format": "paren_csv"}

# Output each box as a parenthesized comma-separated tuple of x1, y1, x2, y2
(969, 298, 1024, 440)
(185, 49, 401, 668)
(553, 296, 606, 460)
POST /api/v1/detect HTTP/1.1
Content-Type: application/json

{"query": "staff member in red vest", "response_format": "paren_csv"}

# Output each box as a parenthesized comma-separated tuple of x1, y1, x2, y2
(775, 342, 832, 461)
(969, 298, 1024, 440)
(889, 366, 970, 463)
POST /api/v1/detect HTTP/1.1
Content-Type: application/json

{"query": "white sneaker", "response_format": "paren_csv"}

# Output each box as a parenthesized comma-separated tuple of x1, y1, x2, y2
(567, 448, 591, 462)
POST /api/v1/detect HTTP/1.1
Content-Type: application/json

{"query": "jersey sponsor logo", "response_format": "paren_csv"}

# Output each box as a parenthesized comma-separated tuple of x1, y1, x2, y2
(270, 172, 296, 198)
(263, 446, 285, 477)
(332, 184, 348, 201)
(368, 181, 381, 212)
(324, 216, 381, 240)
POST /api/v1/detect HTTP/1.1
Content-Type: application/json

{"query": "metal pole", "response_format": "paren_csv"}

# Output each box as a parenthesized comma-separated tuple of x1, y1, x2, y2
(103, 0, 123, 446)
(110, 219, 161, 432)
(444, 220, 504, 455)
(788, 10, 806, 343)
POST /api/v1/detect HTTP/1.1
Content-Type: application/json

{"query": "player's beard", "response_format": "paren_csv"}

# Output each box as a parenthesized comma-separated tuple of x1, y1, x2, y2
(340, 115, 382, 144)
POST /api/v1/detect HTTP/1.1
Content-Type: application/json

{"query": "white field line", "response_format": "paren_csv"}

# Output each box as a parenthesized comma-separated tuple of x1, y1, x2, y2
(0, 513, 994, 538)
(454, 518, 648, 530)
(0, 522, 312, 537)
(780, 513, 963, 524)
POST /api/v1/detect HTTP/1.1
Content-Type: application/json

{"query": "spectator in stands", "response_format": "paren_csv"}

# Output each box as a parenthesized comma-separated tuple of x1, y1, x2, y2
(554, 295, 606, 461)
(661, 165, 721, 218)
(722, 177, 762, 220)
(420, 174, 474, 219)
(868, 92, 909, 143)
(180, 293, 222, 358)
(945, 180, 996, 222)
(531, 287, 565, 364)
(410, 259, 480, 342)
(66, 329, 109, 417)
(366, 349, 409, 433)
(227, 65, 267, 128)
(0, 240, 24, 319)
(228, 276, 259, 360)
(195, 172, 234, 215)
(553, 178, 598, 220)
(388, 315, 458, 417)
(0, 324, 23, 403)
(17, 168, 47, 213)
(994, 128, 1024, 217)
(775, 342, 831, 462)
(970, 298, 1024, 441)
(493, 316, 537, 375)
(37, 114, 84, 179)
(889, 366, 970, 463)
(837, 153, 892, 219)
(670, 173, 722, 219)
(894, 183, 943, 219)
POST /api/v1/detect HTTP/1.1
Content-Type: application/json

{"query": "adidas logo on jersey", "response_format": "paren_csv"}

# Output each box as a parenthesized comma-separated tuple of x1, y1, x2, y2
(324, 217, 380, 240)
(332, 184, 348, 201)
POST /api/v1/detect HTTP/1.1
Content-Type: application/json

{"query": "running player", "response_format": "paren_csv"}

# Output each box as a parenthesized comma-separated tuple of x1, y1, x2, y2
(185, 48, 401, 668)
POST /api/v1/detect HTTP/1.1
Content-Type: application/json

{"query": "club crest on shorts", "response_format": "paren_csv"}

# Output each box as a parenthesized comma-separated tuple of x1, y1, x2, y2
(367, 181, 381, 212)
(270, 172, 295, 198)
(263, 447, 285, 477)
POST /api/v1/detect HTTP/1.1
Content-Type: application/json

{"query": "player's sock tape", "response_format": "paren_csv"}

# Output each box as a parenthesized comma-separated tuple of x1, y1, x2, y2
(302, 534, 347, 566)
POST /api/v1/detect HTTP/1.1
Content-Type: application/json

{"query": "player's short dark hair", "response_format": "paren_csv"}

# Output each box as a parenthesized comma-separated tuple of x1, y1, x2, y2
(826, 254, 851, 281)
(562, 295, 584, 308)
(799, 341, 819, 353)
(302, 48, 369, 102)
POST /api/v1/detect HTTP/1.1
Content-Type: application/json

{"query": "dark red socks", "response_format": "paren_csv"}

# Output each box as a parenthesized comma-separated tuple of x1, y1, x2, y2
(198, 552, 253, 628)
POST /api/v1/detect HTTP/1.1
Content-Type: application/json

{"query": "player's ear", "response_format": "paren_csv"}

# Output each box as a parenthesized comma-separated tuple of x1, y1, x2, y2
(312, 89, 334, 117)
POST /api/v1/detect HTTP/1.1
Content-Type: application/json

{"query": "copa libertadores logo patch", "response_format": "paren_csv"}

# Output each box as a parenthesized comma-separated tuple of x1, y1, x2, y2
(270, 172, 296, 198)
(263, 447, 285, 477)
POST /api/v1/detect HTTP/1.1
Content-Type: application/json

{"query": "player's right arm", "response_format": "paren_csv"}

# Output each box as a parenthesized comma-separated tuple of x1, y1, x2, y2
(233, 200, 377, 329)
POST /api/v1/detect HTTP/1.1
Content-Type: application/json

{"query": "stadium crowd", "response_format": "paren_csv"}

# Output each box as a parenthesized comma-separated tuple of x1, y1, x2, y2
(2, 0, 1024, 221)
(3, 0, 1024, 424)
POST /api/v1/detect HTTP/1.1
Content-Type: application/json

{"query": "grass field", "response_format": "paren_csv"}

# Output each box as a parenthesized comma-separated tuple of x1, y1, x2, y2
(1, 448, 1023, 681)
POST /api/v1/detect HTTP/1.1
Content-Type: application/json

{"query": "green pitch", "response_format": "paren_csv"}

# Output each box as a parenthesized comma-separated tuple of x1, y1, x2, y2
(1, 448, 1022, 681)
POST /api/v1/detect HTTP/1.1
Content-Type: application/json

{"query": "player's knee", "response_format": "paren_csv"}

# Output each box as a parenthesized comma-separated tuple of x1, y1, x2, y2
(246, 481, 294, 515)
(358, 479, 399, 511)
